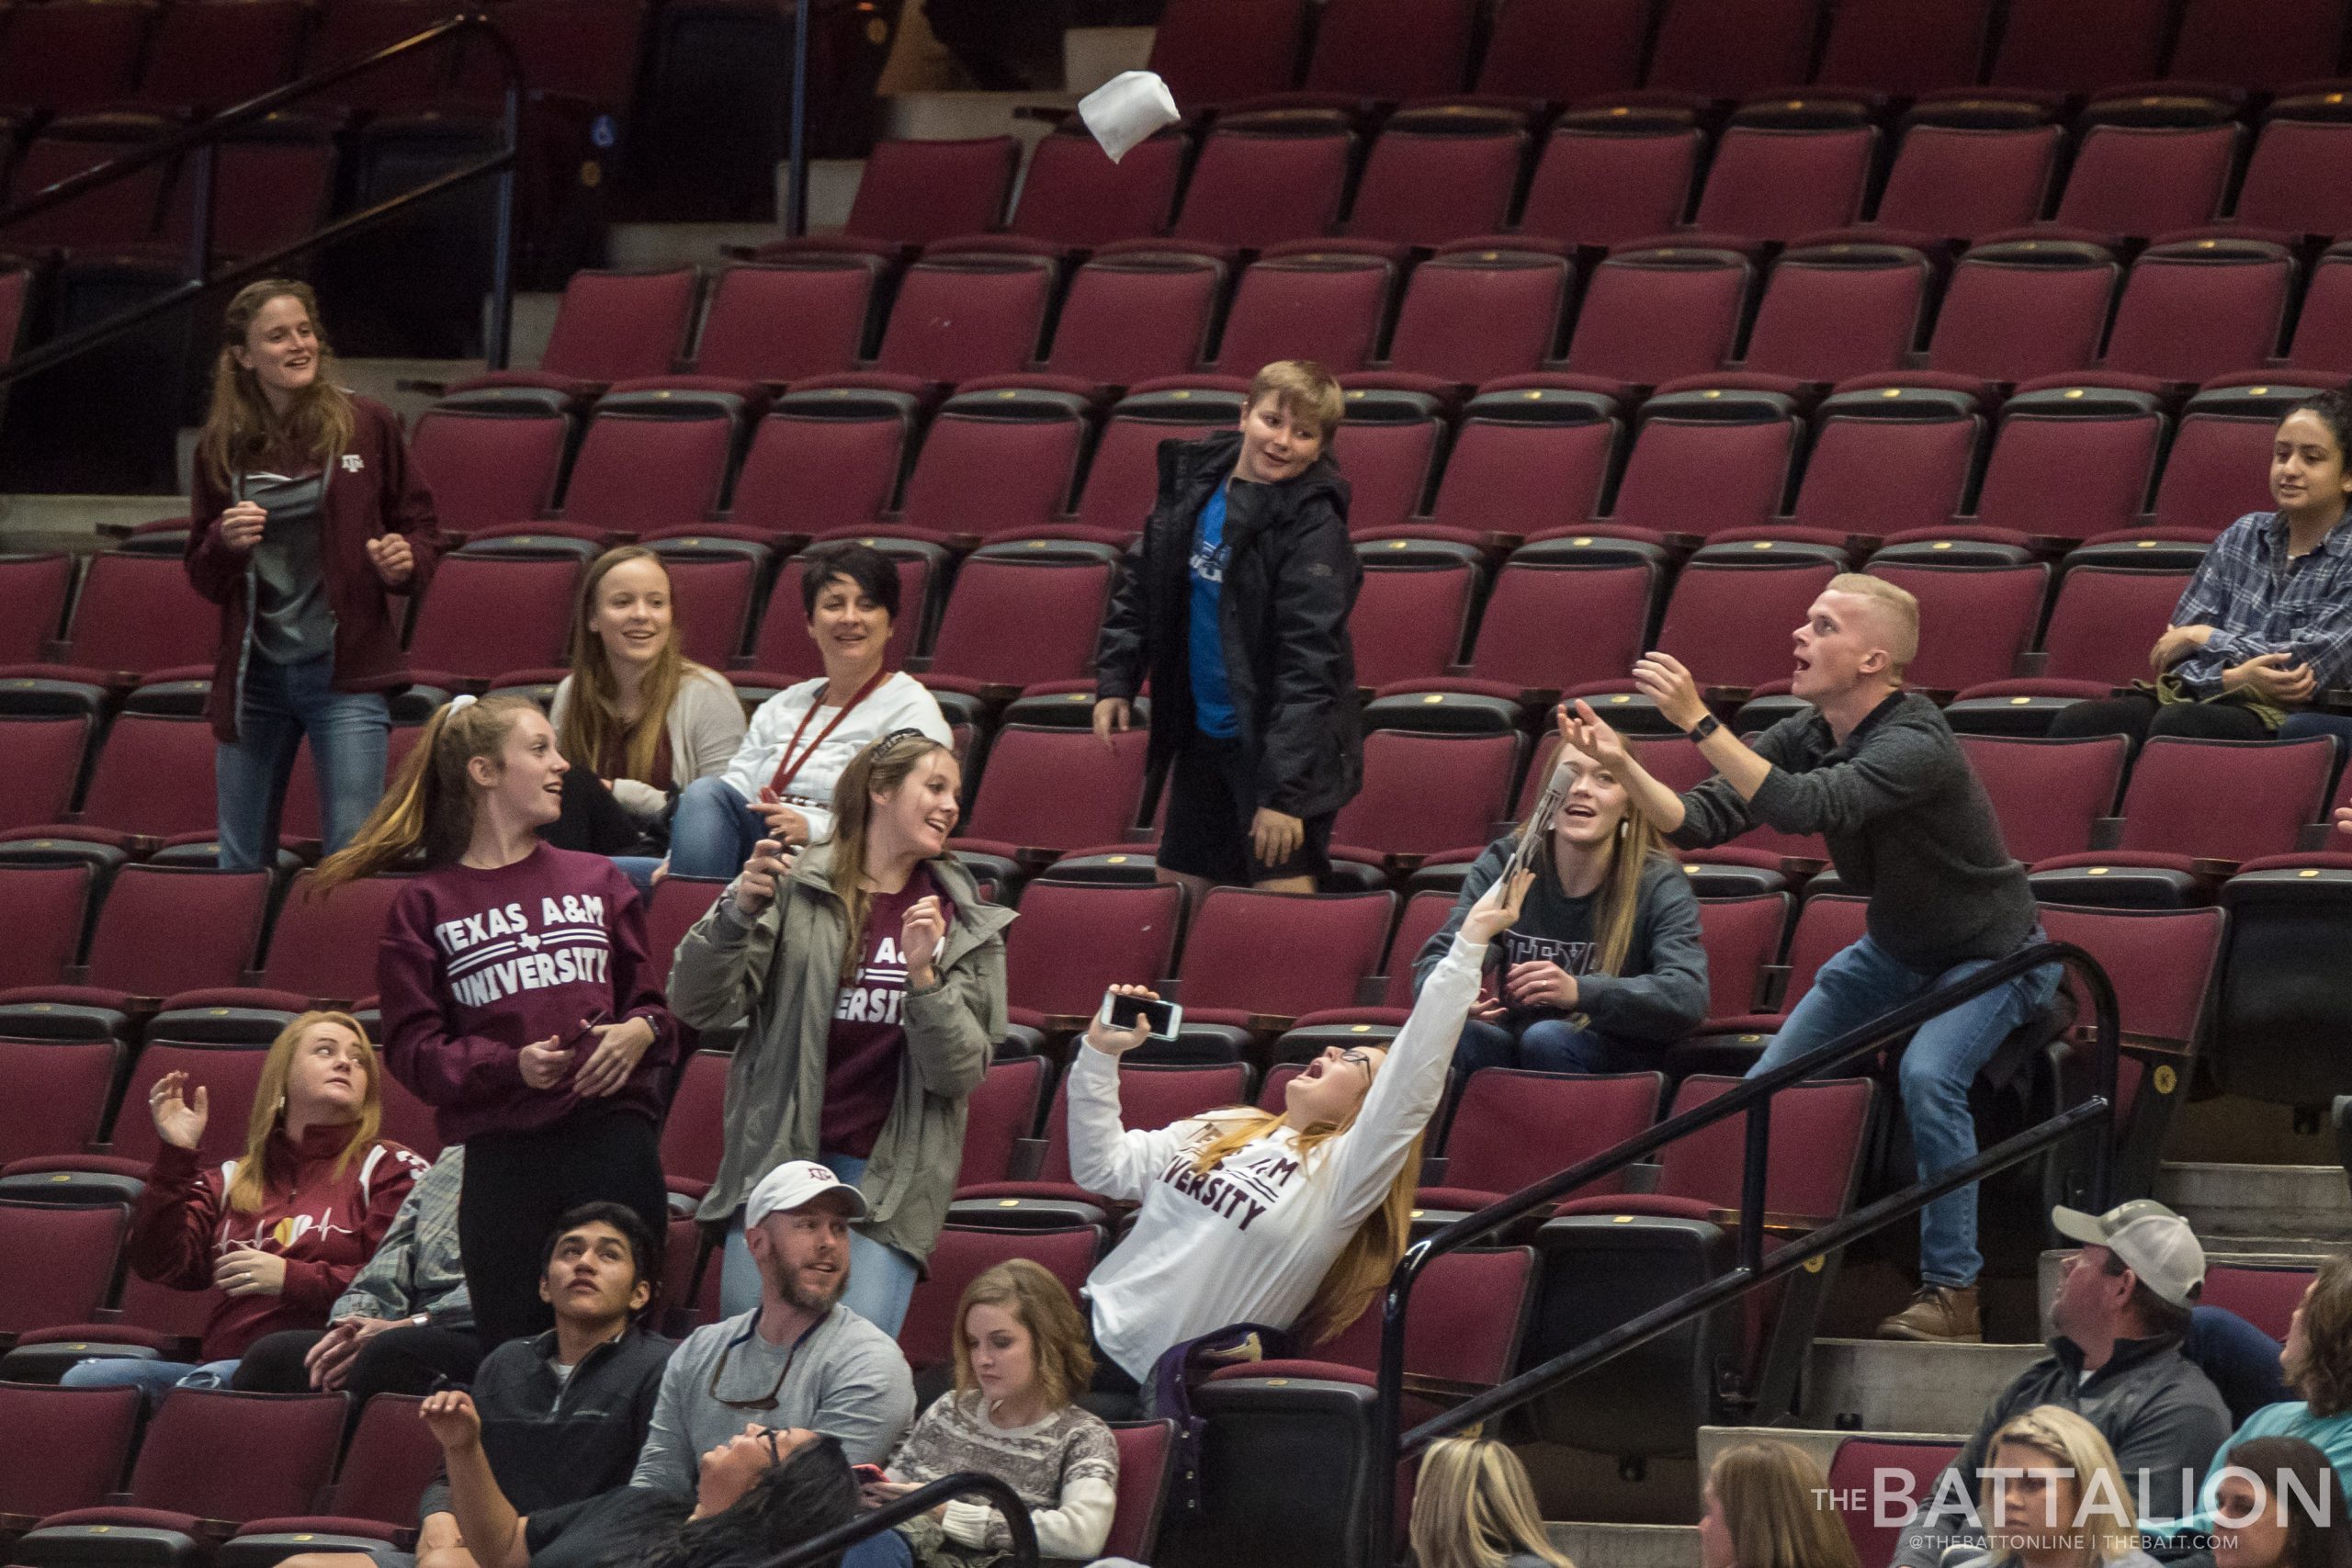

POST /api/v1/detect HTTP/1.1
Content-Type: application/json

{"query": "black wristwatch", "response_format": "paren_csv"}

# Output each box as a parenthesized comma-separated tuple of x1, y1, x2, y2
(1686, 713, 1723, 743)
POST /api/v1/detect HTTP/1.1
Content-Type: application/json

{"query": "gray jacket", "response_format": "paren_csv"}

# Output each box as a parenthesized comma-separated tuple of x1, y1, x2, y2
(669, 841, 1013, 1264)
(1671, 692, 2037, 974)
(333, 1145, 469, 1327)
(1892, 1335, 2233, 1568)
(630, 1304, 914, 1488)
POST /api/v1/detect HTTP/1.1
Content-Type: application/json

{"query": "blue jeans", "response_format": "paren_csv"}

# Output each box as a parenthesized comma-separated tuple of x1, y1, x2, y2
(1453, 1016, 1642, 1077)
(1747, 933, 2063, 1290)
(718, 1152, 922, 1335)
(668, 775, 764, 881)
(850, 1533, 914, 1568)
(61, 1355, 242, 1407)
(2185, 1304, 2292, 1427)
(216, 653, 390, 871)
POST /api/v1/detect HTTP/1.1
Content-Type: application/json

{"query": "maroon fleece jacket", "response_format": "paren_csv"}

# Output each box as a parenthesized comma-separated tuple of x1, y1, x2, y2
(131, 1124, 426, 1360)
(185, 394, 442, 743)
(379, 844, 677, 1145)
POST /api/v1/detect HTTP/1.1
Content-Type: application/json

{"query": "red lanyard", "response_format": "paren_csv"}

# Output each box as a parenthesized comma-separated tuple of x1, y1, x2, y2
(768, 668, 888, 796)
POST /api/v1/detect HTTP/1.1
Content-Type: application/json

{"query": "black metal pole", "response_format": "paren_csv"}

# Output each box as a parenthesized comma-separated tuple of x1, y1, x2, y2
(786, 0, 811, 238)
(486, 73, 520, 369)
(1737, 1098, 1771, 1276)
(185, 141, 216, 281)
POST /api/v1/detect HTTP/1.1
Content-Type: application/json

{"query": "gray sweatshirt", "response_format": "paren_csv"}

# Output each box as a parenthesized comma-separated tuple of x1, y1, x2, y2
(1411, 844, 1710, 1043)
(629, 1303, 916, 1491)
(1670, 693, 2037, 974)
(1891, 1335, 2233, 1568)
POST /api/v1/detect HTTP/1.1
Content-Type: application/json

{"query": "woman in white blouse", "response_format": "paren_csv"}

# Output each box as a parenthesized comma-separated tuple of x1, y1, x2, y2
(667, 543, 951, 879)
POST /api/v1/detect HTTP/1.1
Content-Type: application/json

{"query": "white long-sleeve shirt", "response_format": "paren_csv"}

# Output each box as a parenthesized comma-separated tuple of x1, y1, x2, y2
(1072, 931, 1485, 1382)
(714, 671, 952, 842)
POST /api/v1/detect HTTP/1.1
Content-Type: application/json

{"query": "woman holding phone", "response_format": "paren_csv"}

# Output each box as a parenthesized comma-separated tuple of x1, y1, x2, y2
(669, 729, 1012, 1335)
(1069, 869, 1532, 1400)
(314, 694, 676, 1347)
(185, 278, 440, 872)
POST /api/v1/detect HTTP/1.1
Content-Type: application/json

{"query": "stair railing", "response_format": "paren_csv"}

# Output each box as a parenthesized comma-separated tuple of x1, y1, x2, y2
(1364, 939, 2120, 1566)
(0, 8, 521, 388)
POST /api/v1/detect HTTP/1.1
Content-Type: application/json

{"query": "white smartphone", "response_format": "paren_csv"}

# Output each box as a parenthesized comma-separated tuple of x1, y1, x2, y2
(1099, 990, 1183, 1040)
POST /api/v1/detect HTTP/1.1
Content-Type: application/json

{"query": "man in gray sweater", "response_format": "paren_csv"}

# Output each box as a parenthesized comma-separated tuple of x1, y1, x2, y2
(1890, 1200, 2232, 1568)
(1566, 572, 2059, 1342)
(630, 1160, 915, 1494)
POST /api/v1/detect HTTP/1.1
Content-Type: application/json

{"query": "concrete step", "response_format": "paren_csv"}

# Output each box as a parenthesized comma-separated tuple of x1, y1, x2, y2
(2155, 1161, 2352, 1255)
(1800, 1337, 2042, 1434)
(1551, 1520, 1701, 1568)
(1696, 1424, 1967, 1490)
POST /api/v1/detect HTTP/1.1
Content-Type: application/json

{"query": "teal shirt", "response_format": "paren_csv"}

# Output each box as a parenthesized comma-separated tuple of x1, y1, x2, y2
(2143, 1402, 2352, 1536)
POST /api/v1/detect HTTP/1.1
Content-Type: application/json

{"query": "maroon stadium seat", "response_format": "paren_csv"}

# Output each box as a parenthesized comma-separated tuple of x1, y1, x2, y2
(1002, 880, 1184, 1031)
(457, 268, 700, 400)
(1212, 250, 1396, 375)
(1517, 126, 1702, 252)
(1038, 254, 1225, 389)
(1342, 122, 1526, 249)
(1381, 244, 1569, 387)
(726, 391, 914, 546)
(1418, 1069, 1663, 1213)
(1959, 735, 2132, 865)
(684, 258, 878, 386)
(1167, 121, 1354, 252)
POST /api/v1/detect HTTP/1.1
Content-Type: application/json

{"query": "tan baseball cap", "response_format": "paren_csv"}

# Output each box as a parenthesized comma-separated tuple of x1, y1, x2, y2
(2052, 1198, 2206, 1306)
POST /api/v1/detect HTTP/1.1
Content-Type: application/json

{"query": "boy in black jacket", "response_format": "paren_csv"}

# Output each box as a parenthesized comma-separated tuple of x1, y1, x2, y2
(1092, 360, 1362, 897)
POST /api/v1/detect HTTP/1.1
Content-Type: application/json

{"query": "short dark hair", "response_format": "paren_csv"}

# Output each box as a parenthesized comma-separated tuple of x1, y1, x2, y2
(541, 1201, 659, 1289)
(2100, 1247, 2196, 1340)
(2288, 389, 2352, 463)
(798, 542, 899, 623)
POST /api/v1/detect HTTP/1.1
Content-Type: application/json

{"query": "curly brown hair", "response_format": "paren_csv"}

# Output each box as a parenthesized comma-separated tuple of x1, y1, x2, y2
(2289, 1251, 2352, 1417)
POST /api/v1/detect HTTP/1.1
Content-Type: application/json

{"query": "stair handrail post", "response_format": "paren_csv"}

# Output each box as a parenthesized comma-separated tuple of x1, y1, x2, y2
(785, 0, 811, 239)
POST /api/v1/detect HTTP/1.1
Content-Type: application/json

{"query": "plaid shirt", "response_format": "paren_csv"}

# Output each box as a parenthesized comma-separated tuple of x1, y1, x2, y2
(333, 1145, 470, 1327)
(2168, 510, 2352, 697)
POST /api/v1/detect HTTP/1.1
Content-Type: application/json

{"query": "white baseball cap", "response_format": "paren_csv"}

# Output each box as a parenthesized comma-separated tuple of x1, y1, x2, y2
(744, 1160, 869, 1228)
(2051, 1198, 2206, 1307)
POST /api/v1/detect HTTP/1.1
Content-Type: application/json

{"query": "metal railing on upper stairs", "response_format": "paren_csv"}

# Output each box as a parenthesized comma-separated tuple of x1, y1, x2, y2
(1363, 939, 2123, 1567)
(0, 8, 522, 389)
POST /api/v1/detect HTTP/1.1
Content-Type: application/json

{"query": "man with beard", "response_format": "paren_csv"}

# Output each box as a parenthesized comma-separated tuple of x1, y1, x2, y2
(632, 1161, 915, 1493)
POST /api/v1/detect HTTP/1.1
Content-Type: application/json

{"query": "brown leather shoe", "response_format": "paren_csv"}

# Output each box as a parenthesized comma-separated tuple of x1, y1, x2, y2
(1876, 1283, 1983, 1343)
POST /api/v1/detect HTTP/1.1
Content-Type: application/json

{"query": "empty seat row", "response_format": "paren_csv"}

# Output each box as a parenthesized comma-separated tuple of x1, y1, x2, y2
(1140, 0, 2352, 117)
(807, 105, 2352, 271)
(480, 230, 2352, 455)
(396, 376, 2319, 583)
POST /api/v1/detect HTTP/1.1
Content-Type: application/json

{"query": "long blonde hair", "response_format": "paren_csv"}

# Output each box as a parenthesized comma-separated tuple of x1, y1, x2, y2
(197, 278, 356, 487)
(1528, 749, 1672, 983)
(1709, 1441, 1861, 1568)
(1982, 1406, 2138, 1564)
(559, 547, 695, 784)
(1185, 1096, 1424, 1347)
(226, 1011, 382, 1215)
(950, 1259, 1094, 1411)
(822, 729, 957, 983)
(1409, 1436, 1575, 1568)
(312, 696, 540, 888)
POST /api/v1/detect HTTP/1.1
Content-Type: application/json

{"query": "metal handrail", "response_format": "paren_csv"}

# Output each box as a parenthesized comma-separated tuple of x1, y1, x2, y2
(757, 1471, 1039, 1568)
(0, 9, 521, 387)
(1363, 939, 2120, 1566)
